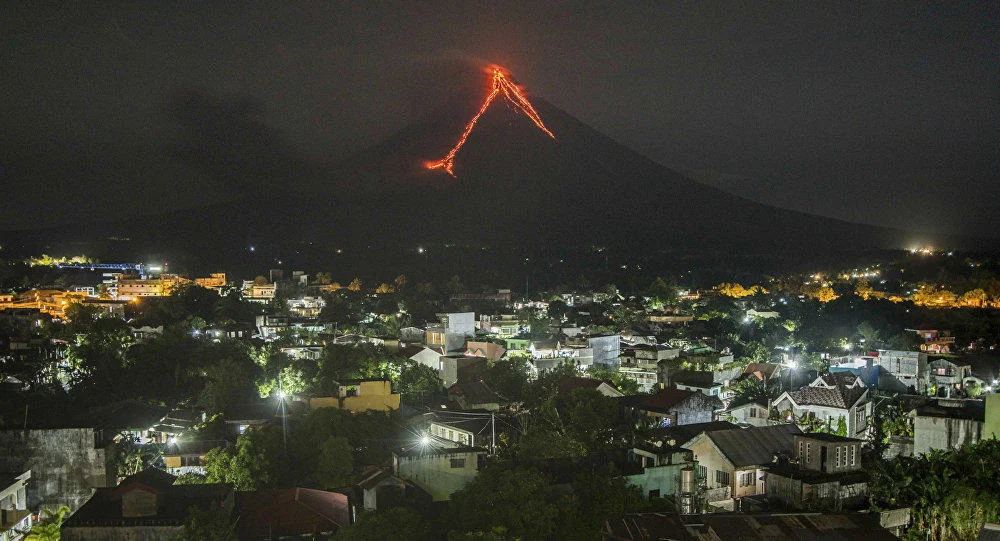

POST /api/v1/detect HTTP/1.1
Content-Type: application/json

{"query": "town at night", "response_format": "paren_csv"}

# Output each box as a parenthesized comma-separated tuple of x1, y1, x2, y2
(1, 2, 998, 540)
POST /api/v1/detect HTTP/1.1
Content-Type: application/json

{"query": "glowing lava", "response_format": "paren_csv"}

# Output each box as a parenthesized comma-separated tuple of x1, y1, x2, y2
(426, 65, 555, 176)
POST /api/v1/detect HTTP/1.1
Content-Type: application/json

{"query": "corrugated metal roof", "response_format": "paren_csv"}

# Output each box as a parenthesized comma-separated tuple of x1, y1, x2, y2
(706, 424, 801, 468)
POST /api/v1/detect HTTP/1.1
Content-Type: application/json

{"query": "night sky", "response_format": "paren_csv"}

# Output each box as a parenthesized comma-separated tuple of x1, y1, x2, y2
(2, 2, 996, 237)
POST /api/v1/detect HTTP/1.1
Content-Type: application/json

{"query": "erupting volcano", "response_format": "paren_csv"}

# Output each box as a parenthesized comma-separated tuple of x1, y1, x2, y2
(425, 65, 555, 176)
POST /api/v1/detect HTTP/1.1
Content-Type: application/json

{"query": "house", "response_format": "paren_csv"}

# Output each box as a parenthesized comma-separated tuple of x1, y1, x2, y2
(235, 488, 351, 539)
(604, 511, 897, 540)
(682, 424, 801, 509)
(725, 399, 771, 427)
(633, 388, 722, 427)
(907, 327, 956, 354)
(61, 469, 233, 541)
(588, 334, 621, 367)
(162, 440, 227, 476)
(409, 346, 444, 371)
(927, 358, 973, 397)
(646, 421, 738, 449)
(463, 341, 506, 361)
(308, 380, 401, 413)
(149, 407, 205, 443)
(0, 471, 31, 541)
(741, 362, 783, 383)
(427, 414, 499, 450)
(440, 355, 488, 387)
(622, 445, 697, 501)
(223, 402, 302, 436)
(393, 437, 486, 501)
(670, 370, 723, 397)
(619, 345, 679, 393)
(557, 376, 624, 398)
(873, 349, 929, 393)
(766, 433, 869, 511)
(354, 467, 429, 512)
(448, 381, 503, 411)
(909, 398, 985, 455)
(772, 378, 871, 439)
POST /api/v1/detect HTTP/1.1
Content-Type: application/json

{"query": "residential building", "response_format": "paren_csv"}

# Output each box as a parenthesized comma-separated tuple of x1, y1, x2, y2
(0, 471, 31, 541)
(354, 467, 427, 512)
(479, 315, 527, 337)
(741, 362, 783, 383)
(633, 388, 722, 427)
(393, 438, 486, 501)
(671, 370, 723, 397)
(766, 434, 869, 511)
(193, 273, 227, 291)
(909, 398, 985, 455)
(725, 400, 771, 427)
(308, 380, 401, 413)
(162, 440, 227, 476)
(907, 327, 956, 354)
(772, 377, 871, 439)
(61, 469, 233, 541)
(620, 344, 679, 393)
(589, 334, 621, 367)
(463, 341, 506, 361)
(622, 445, 696, 501)
(286, 296, 325, 318)
(927, 358, 973, 397)
(427, 414, 501, 450)
(440, 355, 488, 387)
(682, 424, 801, 508)
(873, 349, 929, 393)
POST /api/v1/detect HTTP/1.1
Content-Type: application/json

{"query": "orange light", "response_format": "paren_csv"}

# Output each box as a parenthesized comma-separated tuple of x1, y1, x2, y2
(426, 66, 554, 176)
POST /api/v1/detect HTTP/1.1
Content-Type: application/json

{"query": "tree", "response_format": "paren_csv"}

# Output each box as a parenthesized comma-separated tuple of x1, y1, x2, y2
(397, 361, 442, 401)
(447, 466, 561, 540)
(348, 278, 362, 292)
(730, 377, 778, 405)
(835, 416, 847, 436)
(337, 507, 429, 541)
(204, 424, 284, 490)
(315, 436, 354, 489)
(200, 354, 258, 413)
(314, 272, 333, 285)
(181, 502, 235, 541)
(24, 506, 69, 541)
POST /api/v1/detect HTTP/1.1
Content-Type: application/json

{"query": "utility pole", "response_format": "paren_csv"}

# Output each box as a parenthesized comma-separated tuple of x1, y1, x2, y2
(491, 412, 496, 455)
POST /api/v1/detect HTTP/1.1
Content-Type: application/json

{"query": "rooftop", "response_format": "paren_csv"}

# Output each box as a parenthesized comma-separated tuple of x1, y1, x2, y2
(697, 424, 802, 468)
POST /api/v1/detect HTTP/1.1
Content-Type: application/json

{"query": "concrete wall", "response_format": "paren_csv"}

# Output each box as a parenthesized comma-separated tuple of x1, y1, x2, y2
(913, 416, 983, 455)
(0, 428, 111, 512)
(394, 450, 482, 501)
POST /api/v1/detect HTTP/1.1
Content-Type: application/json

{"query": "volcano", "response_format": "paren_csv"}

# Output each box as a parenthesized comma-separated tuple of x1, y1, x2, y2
(4, 64, 966, 269)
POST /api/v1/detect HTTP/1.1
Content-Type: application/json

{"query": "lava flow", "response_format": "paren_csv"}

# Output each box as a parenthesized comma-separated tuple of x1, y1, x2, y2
(426, 65, 555, 176)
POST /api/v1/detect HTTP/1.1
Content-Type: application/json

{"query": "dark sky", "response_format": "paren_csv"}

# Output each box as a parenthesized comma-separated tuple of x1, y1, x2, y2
(2, 2, 997, 237)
